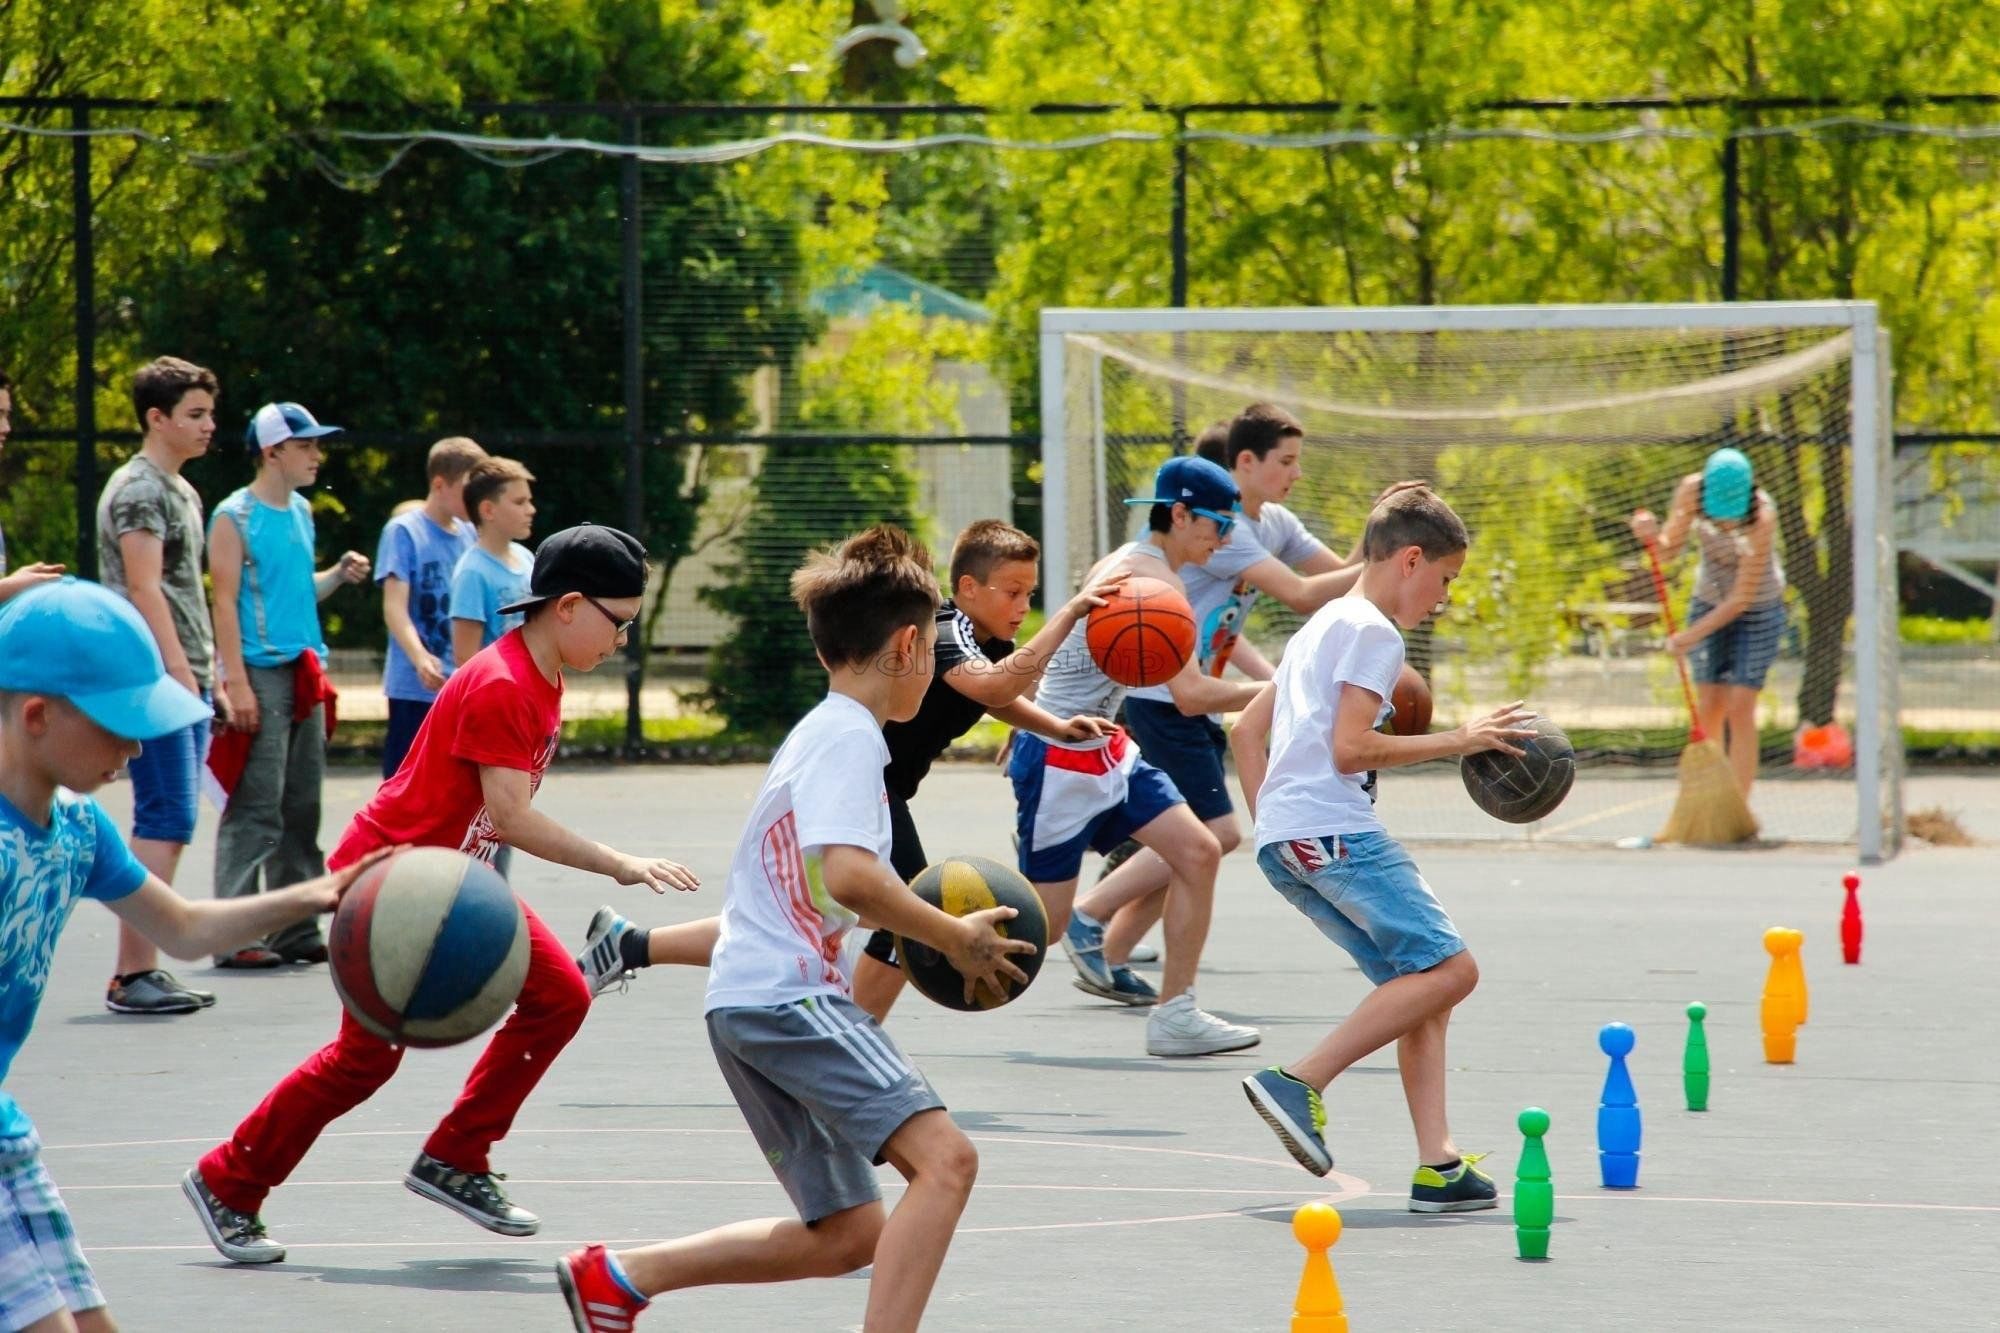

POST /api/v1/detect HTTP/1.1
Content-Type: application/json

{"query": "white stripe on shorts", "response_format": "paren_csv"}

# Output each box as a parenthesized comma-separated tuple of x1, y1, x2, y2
(798, 1000, 907, 1089)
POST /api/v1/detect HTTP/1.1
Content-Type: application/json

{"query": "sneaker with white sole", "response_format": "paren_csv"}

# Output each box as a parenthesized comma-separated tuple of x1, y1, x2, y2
(1061, 909, 1116, 991)
(1127, 942, 1160, 965)
(576, 906, 638, 999)
(1072, 964, 1159, 1007)
(1409, 1153, 1499, 1213)
(1242, 1067, 1333, 1176)
(1145, 991, 1260, 1056)
(182, 1168, 286, 1264)
(405, 1152, 540, 1236)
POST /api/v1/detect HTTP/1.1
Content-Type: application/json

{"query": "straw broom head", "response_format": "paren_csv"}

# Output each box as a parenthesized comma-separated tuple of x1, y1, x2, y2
(1658, 737, 1759, 845)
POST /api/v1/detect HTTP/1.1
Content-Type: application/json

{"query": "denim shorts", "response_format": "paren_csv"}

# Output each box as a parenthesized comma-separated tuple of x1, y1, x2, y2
(1688, 598, 1785, 689)
(1123, 698, 1233, 822)
(128, 693, 211, 844)
(1255, 832, 1465, 985)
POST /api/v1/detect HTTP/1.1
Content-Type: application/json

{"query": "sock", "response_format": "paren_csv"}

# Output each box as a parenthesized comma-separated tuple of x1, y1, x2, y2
(618, 927, 653, 972)
(1426, 1157, 1463, 1174)
(603, 1249, 649, 1306)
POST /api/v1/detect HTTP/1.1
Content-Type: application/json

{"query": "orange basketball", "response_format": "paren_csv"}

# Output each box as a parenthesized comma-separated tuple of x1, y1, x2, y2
(1086, 576, 1197, 688)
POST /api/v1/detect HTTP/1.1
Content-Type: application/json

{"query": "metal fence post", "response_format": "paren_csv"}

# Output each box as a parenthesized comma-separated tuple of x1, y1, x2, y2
(621, 109, 645, 754)
(72, 98, 98, 577)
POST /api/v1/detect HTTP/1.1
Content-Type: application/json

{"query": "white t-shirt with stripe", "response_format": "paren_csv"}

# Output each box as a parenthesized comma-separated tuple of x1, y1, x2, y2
(705, 692, 894, 1012)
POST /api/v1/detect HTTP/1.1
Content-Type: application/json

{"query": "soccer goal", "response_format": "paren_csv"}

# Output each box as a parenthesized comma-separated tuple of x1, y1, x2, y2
(1039, 303, 1901, 860)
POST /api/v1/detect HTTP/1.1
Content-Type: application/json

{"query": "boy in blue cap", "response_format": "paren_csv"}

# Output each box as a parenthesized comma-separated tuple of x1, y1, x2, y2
(1014, 455, 1267, 1056)
(1629, 446, 1785, 796)
(0, 579, 385, 1332)
(206, 402, 371, 968)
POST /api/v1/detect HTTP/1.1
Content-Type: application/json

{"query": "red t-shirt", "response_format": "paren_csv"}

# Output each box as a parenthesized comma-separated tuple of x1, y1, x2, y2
(329, 629, 562, 870)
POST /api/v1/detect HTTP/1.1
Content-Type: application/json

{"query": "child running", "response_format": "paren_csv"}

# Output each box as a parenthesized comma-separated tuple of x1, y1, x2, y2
(573, 518, 1120, 1023)
(184, 524, 700, 1263)
(1230, 486, 1531, 1210)
(0, 579, 387, 1332)
(557, 525, 1031, 1333)
(1015, 455, 1265, 1055)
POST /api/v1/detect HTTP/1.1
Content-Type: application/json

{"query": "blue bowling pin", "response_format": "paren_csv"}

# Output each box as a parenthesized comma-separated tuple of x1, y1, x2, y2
(1597, 1022, 1641, 1188)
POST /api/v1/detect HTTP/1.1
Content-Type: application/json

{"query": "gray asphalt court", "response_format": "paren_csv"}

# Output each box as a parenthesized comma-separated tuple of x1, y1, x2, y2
(18, 761, 1997, 1331)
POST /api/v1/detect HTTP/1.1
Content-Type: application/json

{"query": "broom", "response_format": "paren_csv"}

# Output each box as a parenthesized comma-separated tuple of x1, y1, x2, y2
(1642, 539, 1759, 845)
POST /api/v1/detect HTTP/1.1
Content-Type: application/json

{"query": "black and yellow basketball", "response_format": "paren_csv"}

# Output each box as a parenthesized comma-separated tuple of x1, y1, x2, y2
(896, 855, 1048, 1011)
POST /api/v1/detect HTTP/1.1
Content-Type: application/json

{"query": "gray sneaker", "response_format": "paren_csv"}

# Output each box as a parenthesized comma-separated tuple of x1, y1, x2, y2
(1145, 992, 1261, 1057)
(106, 970, 206, 1015)
(182, 1168, 286, 1264)
(575, 906, 637, 998)
(405, 1152, 540, 1236)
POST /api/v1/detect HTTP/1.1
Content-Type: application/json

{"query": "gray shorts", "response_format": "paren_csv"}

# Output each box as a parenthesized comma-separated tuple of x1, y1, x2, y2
(707, 996, 946, 1224)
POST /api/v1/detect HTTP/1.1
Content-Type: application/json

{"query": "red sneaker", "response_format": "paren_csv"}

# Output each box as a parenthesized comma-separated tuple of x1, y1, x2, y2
(556, 1245, 648, 1332)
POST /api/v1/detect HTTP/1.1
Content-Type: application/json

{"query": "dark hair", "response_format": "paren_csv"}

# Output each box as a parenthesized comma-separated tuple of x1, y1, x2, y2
(950, 519, 1039, 588)
(1191, 419, 1234, 469)
(0, 367, 10, 392)
(463, 457, 535, 525)
(1221, 403, 1304, 470)
(791, 525, 940, 670)
(427, 435, 488, 484)
(1362, 486, 1469, 561)
(132, 357, 218, 430)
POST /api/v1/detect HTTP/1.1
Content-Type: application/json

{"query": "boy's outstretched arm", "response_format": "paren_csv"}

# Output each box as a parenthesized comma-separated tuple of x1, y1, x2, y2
(480, 764, 700, 893)
(1332, 684, 1534, 775)
(821, 844, 1034, 1008)
(942, 572, 1126, 708)
(107, 847, 397, 959)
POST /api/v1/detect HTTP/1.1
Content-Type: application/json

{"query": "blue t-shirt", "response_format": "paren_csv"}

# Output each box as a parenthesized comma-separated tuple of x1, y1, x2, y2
(213, 489, 329, 668)
(0, 790, 148, 1140)
(376, 511, 477, 702)
(450, 542, 533, 650)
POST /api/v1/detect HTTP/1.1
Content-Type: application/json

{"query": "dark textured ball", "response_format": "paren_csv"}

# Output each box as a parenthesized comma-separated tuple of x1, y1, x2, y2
(896, 855, 1048, 1011)
(1460, 715, 1575, 824)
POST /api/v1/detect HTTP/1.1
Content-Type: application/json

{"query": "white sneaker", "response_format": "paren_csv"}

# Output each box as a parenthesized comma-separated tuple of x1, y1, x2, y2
(1145, 992, 1260, 1057)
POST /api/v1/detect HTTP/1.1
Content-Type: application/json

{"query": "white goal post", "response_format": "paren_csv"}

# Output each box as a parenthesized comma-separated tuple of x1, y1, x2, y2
(1039, 302, 1900, 860)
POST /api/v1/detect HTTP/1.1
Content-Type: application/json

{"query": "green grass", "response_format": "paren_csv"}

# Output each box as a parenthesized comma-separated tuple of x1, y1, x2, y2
(1900, 615, 1996, 647)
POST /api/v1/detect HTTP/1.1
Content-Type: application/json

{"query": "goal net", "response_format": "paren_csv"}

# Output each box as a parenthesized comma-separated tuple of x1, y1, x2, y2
(1040, 304, 1900, 860)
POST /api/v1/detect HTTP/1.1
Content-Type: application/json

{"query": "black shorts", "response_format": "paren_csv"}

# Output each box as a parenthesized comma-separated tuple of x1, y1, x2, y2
(1122, 697, 1233, 823)
(863, 791, 928, 966)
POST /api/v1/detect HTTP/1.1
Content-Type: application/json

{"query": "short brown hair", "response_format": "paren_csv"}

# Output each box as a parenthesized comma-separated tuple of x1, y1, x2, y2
(427, 435, 489, 484)
(1191, 419, 1234, 469)
(790, 525, 940, 670)
(949, 519, 1039, 588)
(463, 457, 535, 525)
(1222, 403, 1304, 469)
(1362, 485, 1469, 562)
(132, 357, 218, 429)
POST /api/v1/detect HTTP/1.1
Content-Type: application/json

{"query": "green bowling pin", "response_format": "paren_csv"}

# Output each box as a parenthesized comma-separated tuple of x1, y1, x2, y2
(1514, 1107, 1553, 1259)
(1684, 1001, 1710, 1112)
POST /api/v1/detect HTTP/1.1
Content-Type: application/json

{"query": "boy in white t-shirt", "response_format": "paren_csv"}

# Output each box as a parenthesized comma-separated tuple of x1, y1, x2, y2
(1229, 487, 1531, 1212)
(557, 525, 1032, 1333)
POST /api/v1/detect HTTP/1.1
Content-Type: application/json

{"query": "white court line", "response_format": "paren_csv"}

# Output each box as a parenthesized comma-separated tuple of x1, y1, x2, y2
(1537, 789, 1674, 838)
(59, 1179, 1332, 1198)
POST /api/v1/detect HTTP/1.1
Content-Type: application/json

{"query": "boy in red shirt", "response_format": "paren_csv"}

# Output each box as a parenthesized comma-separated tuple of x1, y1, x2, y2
(184, 524, 700, 1263)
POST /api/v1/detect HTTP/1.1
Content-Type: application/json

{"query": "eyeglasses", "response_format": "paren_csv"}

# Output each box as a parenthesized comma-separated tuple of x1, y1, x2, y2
(581, 595, 637, 638)
(1190, 507, 1238, 538)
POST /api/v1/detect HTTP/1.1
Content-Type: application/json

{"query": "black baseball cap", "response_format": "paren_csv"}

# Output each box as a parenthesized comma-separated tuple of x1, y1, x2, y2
(498, 523, 649, 615)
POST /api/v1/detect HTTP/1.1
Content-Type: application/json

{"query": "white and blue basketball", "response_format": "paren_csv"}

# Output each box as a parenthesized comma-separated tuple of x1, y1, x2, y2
(329, 848, 529, 1048)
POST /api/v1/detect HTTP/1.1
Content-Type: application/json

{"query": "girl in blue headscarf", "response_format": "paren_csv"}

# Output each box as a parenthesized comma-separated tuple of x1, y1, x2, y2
(1629, 448, 1786, 796)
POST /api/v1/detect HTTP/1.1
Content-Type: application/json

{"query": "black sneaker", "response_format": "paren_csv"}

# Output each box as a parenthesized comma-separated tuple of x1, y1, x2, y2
(405, 1152, 540, 1236)
(182, 1168, 286, 1263)
(106, 970, 205, 1015)
(275, 938, 329, 965)
(215, 946, 284, 969)
(1409, 1153, 1499, 1213)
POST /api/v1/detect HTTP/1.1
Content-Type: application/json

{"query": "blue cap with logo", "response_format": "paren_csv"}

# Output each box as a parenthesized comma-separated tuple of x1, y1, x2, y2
(1122, 455, 1242, 518)
(245, 401, 343, 454)
(0, 579, 212, 740)
(1701, 447, 1754, 520)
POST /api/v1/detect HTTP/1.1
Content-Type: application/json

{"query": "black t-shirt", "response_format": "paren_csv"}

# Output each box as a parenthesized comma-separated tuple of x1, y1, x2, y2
(882, 601, 1013, 800)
